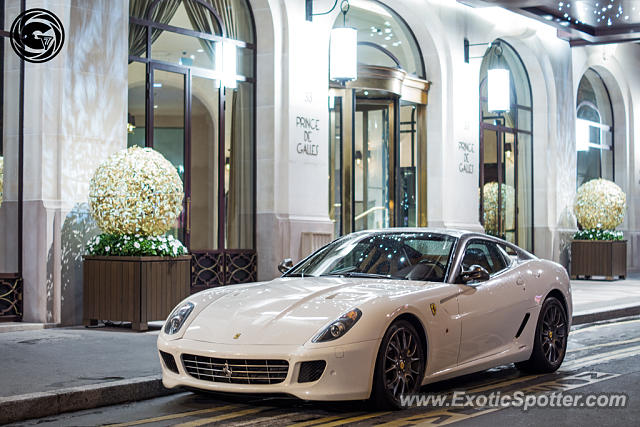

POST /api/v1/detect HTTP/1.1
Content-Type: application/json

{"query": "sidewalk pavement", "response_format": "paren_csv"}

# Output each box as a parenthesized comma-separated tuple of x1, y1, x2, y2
(1, 276, 640, 424)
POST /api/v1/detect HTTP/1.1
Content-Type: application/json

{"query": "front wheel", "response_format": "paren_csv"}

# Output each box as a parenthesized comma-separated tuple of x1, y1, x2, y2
(516, 296, 568, 373)
(371, 320, 425, 409)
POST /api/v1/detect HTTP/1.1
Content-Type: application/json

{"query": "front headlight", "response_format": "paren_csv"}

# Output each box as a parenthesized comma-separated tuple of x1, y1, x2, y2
(312, 308, 362, 343)
(164, 302, 195, 335)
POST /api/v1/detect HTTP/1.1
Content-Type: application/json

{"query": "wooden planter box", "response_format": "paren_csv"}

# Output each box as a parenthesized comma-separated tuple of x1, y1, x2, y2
(570, 240, 627, 281)
(83, 255, 191, 331)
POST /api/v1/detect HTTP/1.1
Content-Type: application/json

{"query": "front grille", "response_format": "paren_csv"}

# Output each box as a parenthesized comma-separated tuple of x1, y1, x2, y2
(160, 351, 179, 374)
(298, 360, 326, 383)
(181, 354, 289, 385)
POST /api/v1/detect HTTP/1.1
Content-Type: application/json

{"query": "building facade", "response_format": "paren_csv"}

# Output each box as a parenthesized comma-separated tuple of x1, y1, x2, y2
(1, 0, 639, 324)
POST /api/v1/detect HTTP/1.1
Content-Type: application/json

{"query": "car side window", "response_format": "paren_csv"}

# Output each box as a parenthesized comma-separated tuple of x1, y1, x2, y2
(461, 240, 508, 275)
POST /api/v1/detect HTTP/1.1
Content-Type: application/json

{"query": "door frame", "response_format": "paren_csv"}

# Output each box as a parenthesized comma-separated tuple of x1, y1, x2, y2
(479, 122, 519, 244)
(353, 97, 396, 232)
(147, 62, 230, 252)
(148, 62, 191, 247)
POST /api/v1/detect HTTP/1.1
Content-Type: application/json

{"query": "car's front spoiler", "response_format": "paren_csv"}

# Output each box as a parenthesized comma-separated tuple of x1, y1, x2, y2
(157, 335, 380, 401)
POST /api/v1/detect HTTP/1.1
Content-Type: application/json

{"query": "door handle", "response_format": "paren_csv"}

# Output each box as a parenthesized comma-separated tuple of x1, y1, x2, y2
(516, 278, 525, 286)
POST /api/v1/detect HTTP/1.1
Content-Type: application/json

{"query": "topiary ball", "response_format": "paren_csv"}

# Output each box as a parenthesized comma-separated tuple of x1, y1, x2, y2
(88, 146, 184, 236)
(574, 178, 626, 230)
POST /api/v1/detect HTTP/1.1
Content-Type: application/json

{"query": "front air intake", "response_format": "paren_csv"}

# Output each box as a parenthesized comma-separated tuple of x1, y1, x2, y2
(298, 360, 327, 383)
(159, 351, 179, 374)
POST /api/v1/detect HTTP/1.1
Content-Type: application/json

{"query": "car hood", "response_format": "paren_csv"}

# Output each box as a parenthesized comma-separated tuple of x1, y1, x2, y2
(182, 276, 431, 345)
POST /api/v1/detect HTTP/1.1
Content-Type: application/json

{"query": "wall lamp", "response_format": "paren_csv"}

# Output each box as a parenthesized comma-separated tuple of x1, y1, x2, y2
(329, 1, 357, 82)
(465, 38, 511, 113)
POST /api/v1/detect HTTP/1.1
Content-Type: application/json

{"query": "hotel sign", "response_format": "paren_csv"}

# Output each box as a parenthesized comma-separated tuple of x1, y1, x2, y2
(296, 115, 320, 156)
(458, 141, 474, 174)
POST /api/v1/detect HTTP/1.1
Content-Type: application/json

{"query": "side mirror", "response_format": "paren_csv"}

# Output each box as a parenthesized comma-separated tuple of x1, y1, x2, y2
(459, 264, 490, 285)
(278, 258, 294, 274)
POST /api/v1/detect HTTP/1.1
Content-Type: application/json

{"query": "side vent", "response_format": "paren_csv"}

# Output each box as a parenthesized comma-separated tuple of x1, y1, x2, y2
(159, 351, 179, 374)
(515, 313, 530, 339)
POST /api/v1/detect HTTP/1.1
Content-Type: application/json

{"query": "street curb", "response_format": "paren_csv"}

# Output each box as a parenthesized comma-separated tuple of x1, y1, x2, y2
(0, 375, 178, 425)
(572, 305, 640, 325)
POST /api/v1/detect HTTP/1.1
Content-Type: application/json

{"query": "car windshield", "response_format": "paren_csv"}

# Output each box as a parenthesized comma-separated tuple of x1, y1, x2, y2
(285, 232, 457, 282)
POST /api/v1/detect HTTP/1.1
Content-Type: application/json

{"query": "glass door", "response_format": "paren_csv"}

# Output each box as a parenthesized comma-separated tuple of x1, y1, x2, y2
(149, 64, 188, 245)
(353, 99, 393, 231)
(479, 125, 517, 244)
(399, 102, 418, 227)
(148, 64, 223, 252)
(329, 87, 427, 236)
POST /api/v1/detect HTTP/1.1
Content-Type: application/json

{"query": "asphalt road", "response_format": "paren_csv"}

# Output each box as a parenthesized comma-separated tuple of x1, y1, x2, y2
(9, 316, 640, 427)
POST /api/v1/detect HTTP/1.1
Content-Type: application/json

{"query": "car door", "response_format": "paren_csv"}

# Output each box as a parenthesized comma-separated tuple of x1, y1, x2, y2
(456, 238, 530, 365)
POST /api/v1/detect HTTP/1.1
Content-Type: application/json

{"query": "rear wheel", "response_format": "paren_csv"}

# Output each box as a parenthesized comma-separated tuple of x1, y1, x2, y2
(516, 296, 568, 373)
(371, 320, 425, 409)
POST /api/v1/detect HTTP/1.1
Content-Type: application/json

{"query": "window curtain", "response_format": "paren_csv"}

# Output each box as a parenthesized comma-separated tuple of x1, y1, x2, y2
(183, 0, 237, 60)
(226, 86, 253, 250)
(129, 0, 182, 59)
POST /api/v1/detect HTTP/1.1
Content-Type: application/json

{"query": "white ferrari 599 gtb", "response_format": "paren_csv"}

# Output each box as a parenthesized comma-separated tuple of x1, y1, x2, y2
(158, 229, 571, 408)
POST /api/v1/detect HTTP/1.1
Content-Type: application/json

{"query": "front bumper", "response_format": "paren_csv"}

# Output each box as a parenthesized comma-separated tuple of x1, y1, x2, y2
(157, 335, 380, 401)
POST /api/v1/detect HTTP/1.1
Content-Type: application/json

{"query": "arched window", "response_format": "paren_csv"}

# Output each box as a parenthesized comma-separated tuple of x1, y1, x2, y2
(328, 0, 428, 237)
(479, 40, 533, 251)
(343, 0, 425, 78)
(576, 68, 614, 187)
(128, 0, 256, 289)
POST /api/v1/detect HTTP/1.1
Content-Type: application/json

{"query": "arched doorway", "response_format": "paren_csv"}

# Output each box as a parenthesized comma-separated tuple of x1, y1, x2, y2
(328, 0, 429, 236)
(479, 40, 533, 251)
(576, 68, 614, 187)
(127, 0, 256, 291)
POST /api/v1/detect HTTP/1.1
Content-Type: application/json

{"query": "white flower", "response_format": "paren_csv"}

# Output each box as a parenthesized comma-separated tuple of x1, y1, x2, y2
(105, 246, 110, 252)
(134, 242, 141, 249)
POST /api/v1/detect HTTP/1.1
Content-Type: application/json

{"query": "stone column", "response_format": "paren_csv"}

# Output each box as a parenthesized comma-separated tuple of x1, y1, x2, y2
(19, 0, 128, 324)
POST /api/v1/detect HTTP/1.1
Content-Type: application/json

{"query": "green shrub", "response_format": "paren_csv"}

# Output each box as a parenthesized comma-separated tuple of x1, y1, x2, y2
(573, 229, 623, 241)
(86, 233, 187, 257)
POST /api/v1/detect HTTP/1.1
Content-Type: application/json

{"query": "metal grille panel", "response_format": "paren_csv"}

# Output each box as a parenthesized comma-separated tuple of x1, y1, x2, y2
(298, 360, 326, 383)
(191, 250, 257, 293)
(0, 275, 22, 320)
(182, 354, 289, 385)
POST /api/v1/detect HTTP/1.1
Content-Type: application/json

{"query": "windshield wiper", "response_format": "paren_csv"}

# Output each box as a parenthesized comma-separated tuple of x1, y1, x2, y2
(284, 273, 313, 277)
(322, 271, 406, 280)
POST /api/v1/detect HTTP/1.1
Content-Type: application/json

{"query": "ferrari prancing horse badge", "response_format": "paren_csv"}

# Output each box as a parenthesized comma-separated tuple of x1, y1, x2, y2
(430, 303, 437, 316)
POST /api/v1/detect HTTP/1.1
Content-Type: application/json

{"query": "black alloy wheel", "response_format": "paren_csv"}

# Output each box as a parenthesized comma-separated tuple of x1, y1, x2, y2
(517, 296, 568, 373)
(372, 319, 425, 409)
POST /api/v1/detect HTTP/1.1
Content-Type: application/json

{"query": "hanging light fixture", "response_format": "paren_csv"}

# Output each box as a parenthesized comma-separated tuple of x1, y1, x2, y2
(487, 42, 510, 112)
(216, 39, 237, 89)
(330, 1, 357, 82)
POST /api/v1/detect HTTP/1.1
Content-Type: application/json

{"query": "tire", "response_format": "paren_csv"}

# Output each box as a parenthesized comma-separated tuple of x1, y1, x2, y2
(371, 319, 425, 410)
(516, 296, 568, 373)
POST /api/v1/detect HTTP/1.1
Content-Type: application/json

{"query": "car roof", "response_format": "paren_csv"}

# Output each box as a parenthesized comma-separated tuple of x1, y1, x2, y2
(349, 228, 535, 258)
(348, 227, 476, 239)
